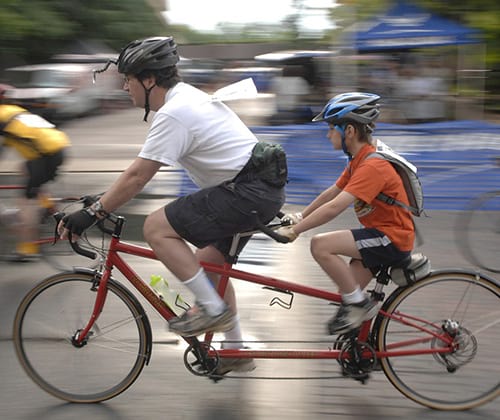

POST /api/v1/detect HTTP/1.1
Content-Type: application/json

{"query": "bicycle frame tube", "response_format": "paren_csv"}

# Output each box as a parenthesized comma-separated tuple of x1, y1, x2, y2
(74, 237, 178, 345)
(74, 235, 456, 360)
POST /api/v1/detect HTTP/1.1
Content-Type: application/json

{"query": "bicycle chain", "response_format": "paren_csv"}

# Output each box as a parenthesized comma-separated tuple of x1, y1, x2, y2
(185, 338, 378, 382)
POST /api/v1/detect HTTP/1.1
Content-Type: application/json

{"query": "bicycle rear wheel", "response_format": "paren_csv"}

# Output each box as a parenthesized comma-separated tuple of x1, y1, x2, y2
(455, 191, 500, 273)
(13, 272, 151, 403)
(377, 271, 499, 410)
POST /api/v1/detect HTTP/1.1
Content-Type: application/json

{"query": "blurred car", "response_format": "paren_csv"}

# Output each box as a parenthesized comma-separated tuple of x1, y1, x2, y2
(254, 50, 334, 124)
(2, 61, 122, 122)
(177, 57, 222, 89)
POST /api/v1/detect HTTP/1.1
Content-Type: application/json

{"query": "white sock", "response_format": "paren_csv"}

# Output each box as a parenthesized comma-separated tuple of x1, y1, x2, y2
(342, 287, 365, 305)
(222, 316, 244, 349)
(184, 268, 226, 316)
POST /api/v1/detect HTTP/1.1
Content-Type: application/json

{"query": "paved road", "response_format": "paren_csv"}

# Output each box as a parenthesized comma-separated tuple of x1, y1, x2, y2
(0, 110, 498, 419)
(0, 208, 498, 420)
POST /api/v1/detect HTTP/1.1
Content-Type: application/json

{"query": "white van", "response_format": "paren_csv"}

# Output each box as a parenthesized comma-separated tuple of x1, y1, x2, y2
(3, 62, 123, 122)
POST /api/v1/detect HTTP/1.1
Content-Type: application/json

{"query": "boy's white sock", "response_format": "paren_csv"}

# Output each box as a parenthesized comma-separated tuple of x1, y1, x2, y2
(342, 287, 365, 305)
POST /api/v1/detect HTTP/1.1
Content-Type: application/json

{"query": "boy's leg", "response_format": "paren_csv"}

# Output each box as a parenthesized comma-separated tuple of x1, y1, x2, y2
(310, 230, 366, 294)
(310, 229, 377, 334)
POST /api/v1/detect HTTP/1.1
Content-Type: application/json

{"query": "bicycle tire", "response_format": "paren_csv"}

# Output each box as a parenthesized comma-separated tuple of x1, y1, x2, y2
(376, 271, 500, 410)
(13, 271, 151, 403)
(455, 191, 500, 273)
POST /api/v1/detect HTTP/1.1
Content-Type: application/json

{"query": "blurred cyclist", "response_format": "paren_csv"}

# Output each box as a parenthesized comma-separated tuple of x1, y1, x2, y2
(277, 92, 415, 334)
(0, 104, 69, 261)
(58, 36, 287, 375)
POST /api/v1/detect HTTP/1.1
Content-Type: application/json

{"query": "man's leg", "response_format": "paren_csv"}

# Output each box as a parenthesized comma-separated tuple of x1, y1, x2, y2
(15, 196, 40, 257)
(195, 244, 256, 374)
(143, 208, 234, 336)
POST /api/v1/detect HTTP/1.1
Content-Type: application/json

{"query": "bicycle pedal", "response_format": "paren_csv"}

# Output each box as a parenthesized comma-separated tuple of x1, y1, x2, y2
(355, 373, 370, 385)
(207, 373, 225, 383)
(342, 367, 370, 384)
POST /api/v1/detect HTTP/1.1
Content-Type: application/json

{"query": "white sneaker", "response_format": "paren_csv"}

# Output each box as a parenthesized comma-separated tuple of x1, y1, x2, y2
(327, 298, 378, 335)
(214, 356, 256, 376)
(213, 343, 256, 376)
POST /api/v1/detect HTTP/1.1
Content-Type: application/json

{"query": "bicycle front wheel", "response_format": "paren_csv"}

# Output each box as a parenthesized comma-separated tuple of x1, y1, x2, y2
(377, 271, 499, 410)
(13, 272, 150, 403)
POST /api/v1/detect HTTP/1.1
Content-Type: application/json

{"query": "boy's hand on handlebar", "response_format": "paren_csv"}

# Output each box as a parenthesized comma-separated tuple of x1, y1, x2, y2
(57, 209, 97, 241)
(281, 212, 303, 225)
(276, 226, 299, 242)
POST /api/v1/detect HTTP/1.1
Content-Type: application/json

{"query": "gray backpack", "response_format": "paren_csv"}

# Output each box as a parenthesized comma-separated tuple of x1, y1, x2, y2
(367, 149, 424, 217)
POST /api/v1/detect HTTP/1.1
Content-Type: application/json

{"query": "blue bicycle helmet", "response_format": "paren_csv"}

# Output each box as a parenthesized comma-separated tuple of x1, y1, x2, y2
(313, 92, 380, 159)
(312, 92, 380, 125)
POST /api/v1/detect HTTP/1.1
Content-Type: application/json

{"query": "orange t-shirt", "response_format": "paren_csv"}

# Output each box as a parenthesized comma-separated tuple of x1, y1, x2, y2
(336, 143, 415, 251)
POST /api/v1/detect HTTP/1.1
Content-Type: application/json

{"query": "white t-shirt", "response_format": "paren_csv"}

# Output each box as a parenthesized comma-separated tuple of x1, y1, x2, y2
(139, 82, 258, 188)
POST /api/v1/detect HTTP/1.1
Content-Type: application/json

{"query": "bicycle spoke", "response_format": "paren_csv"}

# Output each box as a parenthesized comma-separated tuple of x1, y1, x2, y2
(378, 272, 499, 410)
(13, 273, 149, 403)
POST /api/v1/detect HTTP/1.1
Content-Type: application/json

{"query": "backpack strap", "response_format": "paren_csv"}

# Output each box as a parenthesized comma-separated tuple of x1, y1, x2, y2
(375, 191, 420, 215)
(367, 152, 419, 215)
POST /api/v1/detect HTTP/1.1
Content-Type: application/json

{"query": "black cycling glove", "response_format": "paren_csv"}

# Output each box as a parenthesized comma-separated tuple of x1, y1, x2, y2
(62, 209, 97, 236)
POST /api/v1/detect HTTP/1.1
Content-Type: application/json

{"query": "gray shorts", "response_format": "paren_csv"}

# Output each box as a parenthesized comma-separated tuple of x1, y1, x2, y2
(352, 228, 411, 273)
(165, 177, 285, 259)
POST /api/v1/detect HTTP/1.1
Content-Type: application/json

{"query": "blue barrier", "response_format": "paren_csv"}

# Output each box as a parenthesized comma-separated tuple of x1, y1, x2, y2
(179, 122, 500, 211)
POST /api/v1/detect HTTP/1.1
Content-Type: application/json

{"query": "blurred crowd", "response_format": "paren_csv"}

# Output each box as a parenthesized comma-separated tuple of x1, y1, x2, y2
(0, 46, 482, 127)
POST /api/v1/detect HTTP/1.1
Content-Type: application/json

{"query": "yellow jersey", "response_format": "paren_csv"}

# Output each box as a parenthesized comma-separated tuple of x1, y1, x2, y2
(0, 105, 70, 160)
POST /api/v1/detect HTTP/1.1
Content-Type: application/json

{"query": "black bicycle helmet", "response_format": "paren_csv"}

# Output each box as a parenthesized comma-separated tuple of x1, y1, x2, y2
(117, 36, 179, 75)
(312, 92, 380, 125)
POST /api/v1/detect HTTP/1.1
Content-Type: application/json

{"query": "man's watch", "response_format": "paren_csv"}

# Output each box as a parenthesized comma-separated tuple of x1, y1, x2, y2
(86, 200, 108, 218)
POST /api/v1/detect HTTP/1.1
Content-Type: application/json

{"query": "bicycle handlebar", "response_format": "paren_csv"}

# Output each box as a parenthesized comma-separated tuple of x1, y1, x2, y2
(54, 199, 293, 261)
(251, 211, 292, 244)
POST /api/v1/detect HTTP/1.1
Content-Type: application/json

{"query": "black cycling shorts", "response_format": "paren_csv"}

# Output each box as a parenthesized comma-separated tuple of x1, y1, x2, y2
(351, 227, 411, 274)
(25, 150, 65, 199)
(165, 177, 285, 260)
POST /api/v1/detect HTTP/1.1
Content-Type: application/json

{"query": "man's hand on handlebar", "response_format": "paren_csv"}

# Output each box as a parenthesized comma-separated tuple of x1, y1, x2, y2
(276, 225, 299, 242)
(57, 208, 97, 241)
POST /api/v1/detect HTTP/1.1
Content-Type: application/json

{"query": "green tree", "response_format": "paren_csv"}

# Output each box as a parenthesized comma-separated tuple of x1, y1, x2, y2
(0, 0, 166, 66)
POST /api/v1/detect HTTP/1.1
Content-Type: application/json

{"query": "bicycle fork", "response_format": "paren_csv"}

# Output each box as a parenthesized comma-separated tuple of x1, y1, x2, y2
(71, 271, 109, 347)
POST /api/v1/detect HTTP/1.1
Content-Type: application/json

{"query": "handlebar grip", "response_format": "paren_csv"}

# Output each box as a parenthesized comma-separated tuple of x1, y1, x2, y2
(96, 219, 115, 235)
(252, 211, 290, 244)
(68, 232, 98, 260)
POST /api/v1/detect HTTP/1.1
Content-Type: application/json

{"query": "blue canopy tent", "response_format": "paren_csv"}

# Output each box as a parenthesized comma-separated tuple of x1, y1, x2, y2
(339, 1, 485, 120)
(352, 1, 480, 52)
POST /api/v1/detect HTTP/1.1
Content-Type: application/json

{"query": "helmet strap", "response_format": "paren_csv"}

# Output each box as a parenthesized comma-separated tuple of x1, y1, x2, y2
(335, 124, 352, 160)
(140, 80, 156, 122)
